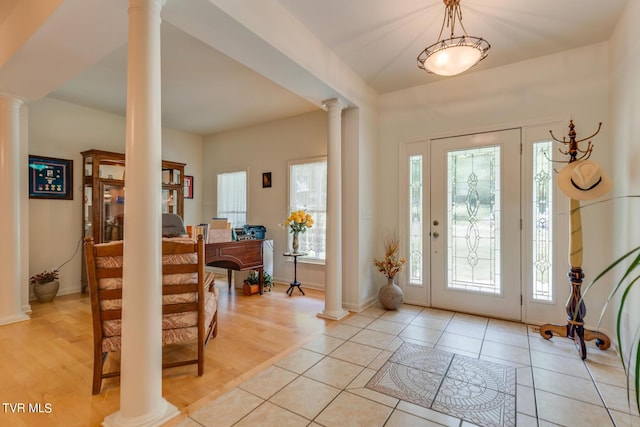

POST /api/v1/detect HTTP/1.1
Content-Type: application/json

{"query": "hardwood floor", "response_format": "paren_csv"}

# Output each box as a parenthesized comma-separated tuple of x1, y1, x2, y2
(0, 276, 332, 427)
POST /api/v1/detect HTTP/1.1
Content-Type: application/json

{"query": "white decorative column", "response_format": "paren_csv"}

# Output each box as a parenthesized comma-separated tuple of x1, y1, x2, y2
(0, 95, 29, 326)
(103, 0, 177, 426)
(318, 99, 349, 320)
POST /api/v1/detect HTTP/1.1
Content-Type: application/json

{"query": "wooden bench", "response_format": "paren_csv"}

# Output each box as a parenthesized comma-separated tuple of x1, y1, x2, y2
(84, 235, 218, 394)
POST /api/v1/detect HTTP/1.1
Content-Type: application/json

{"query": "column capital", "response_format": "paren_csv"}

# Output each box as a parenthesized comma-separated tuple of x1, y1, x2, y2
(0, 94, 24, 111)
(129, 0, 167, 9)
(322, 98, 344, 111)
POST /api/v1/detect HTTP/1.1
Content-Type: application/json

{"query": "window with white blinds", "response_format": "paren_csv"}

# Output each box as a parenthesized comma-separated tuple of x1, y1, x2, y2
(217, 171, 247, 228)
(289, 158, 327, 261)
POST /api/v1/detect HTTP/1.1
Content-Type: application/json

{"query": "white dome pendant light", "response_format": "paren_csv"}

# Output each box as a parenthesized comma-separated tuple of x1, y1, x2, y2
(417, 0, 490, 76)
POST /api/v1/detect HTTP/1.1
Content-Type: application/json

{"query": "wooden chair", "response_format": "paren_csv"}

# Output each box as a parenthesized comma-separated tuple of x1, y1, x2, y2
(84, 235, 218, 395)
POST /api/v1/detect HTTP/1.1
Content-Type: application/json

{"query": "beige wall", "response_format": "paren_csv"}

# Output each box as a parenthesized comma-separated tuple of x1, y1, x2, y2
(27, 97, 204, 299)
(203, 110, 328, 288)
(609, 0, 640, 357)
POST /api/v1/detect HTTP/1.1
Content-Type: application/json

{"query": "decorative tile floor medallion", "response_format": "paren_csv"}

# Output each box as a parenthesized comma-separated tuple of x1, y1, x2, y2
(366, 342, 516, 427)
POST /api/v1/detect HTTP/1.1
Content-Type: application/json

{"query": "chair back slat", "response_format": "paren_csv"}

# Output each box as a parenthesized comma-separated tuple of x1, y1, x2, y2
(163, 264, 198, 275)
(96, 268, 123, 279)
(163, 283, 198, 295)
(163, 302, 199, 315)
(100, 310, 122, 322)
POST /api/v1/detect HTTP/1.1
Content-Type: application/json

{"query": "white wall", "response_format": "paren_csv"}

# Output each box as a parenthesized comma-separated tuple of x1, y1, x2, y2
(203, 109, 328, 288)
(27, 97, 204, 298)
(342, 104, 380, 311)
(379, 42, 614, 329)
(609, 0, 640, 358)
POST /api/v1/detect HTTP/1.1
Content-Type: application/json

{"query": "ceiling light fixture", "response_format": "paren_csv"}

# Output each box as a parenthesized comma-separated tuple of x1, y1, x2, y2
(417, 0, 490, 76)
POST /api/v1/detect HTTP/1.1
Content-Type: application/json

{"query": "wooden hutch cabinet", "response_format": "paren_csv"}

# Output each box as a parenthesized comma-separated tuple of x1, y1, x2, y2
(80, 149, 186, 291)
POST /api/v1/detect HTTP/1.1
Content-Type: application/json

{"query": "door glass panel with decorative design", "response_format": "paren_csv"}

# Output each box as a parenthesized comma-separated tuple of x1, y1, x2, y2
(431, 129, 521, 320)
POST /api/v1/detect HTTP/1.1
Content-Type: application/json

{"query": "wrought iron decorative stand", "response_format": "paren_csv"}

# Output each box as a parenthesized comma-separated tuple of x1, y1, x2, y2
(538, 120, 611, 360)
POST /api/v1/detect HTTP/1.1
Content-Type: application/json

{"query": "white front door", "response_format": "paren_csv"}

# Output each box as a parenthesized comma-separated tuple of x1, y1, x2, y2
(399, 124, 567, 323)
(430, 129, 522, 320)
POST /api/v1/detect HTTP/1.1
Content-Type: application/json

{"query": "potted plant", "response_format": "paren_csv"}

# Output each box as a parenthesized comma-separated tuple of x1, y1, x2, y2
(29, 238, 82, 303)
(243, 271, 260, 296)
(263, 271, 273, 292)
(243, 271, 274, 295)
(30, 269, 60, 303)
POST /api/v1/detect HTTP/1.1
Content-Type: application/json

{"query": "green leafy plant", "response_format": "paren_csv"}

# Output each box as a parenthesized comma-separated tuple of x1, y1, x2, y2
(244, 271, 259, 285)
(579, 196, 640, 413)
(582, 245, 640, 412)
(264, 272, 273, 292)
(245, 271, 273, 292)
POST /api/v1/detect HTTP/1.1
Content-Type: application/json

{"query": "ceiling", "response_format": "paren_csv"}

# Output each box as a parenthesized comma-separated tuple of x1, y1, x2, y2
(39, 0, 628, 136)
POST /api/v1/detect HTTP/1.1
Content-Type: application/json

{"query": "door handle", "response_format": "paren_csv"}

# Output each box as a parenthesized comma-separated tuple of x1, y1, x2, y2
(432, 231, 439, 238)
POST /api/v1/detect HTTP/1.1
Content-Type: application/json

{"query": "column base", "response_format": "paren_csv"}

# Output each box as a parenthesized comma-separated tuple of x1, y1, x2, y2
(317, 308, 349, 321)
(102, 399, 179, 427)
(0, 312, 30, 326)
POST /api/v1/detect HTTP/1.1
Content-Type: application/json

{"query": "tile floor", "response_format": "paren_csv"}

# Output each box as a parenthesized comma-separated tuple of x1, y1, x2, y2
(175, 304, 640, 427)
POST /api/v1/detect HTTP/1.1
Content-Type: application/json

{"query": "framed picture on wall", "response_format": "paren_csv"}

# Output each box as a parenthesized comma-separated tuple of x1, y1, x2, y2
(28, 155, 74, 200)
(262, 172, 272, 188)
(184, 175, 194, 199)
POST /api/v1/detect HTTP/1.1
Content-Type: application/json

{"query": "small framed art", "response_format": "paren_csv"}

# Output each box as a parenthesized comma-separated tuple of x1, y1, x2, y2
(184, 175, 194, 199)
(262, 172, 272, 188)
(28, 155, 74, 200)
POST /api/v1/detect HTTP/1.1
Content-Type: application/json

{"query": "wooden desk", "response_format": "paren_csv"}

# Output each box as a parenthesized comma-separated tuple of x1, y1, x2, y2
(205, 240, 264, 294)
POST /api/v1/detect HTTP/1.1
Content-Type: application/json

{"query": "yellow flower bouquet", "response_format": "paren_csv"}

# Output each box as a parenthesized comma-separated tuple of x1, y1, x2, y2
(284, 209, 313, 253)
(284, 209, 314, 234)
